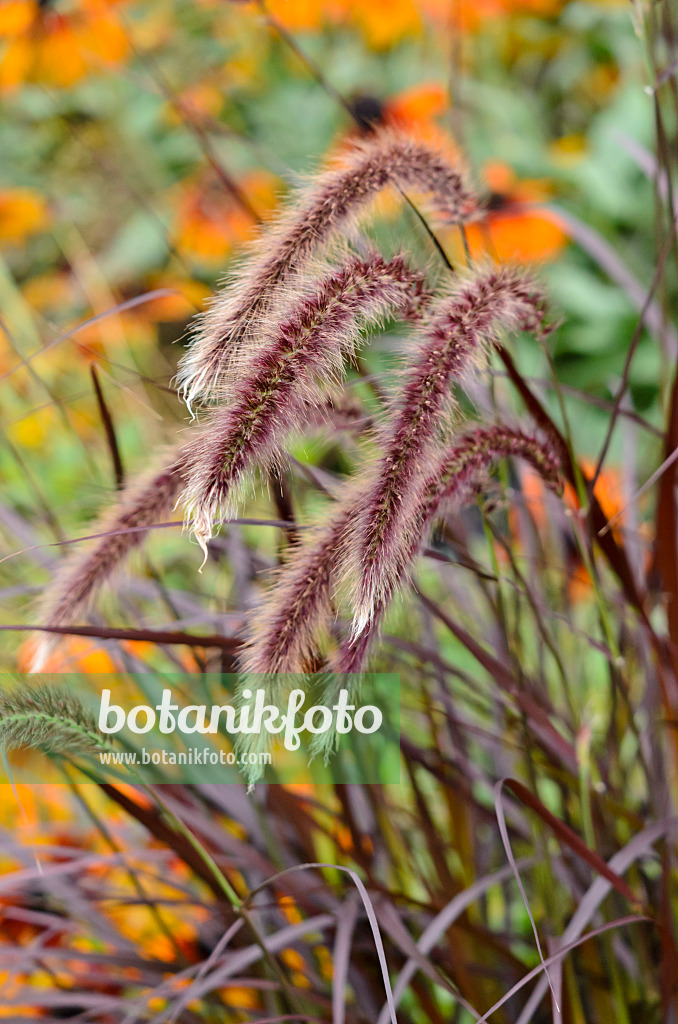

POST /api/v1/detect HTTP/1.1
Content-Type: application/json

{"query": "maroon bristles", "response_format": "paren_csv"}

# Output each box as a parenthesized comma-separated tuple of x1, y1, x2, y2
(177, 128, 477, 408)
(345, 265, 549, 634)
(180, 252, 432, 558)
(331, 425, 560, 674)
(30, 452, 186, 671)
(240, 506, 352, 675)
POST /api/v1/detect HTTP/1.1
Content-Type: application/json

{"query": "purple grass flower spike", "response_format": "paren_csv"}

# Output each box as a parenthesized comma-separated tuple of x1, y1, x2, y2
(31, 452, 186, 671)
(345, 265, 550, 636)
(176, 129, 477, 410)
(240, 505, 352, 676)
(180, 252, 432, 560)
(331, 425, 561, 676)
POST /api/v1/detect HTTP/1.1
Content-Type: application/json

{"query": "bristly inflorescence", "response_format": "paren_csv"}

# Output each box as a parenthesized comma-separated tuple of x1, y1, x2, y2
(238, 425, 560, 767)
(33, 130, 474, 671)
(241, 505, 353, 677)
(331, 425, 561, 675)
(0, 684, 106, 757)
(34, 126, 559, 772)
(180, 252, 433, 560)
(344, 265, 550, 637)
(31, 454, 186, 672)
(176, 128, 477, 411)
(241, 426, 559, 681)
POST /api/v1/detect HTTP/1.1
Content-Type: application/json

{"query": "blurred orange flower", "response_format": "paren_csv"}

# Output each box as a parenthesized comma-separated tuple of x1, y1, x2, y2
(513, 458, 643, 603)
(384, 81, 448, 133)
(0, 0, 129, 91)
(343, 0, 422, 49)
(216, 985, 262, 1011)
(22, 269, 73, 313)
(422, 0, 560, 30)
(173, 169, 279, 264)
(517, 458, 626, 537)
(280, 946, 312, 988)
(0, 187, 49, 242)
(167, 82, 226, 126)
(461, 160, 567, 263)
(138, 276, 210, 322)
(266, 0, 330, 32)
(340, 83, 447, 143)
(18, 634, 118, 672)
(7, 404, 55, 448)
(18, 633, 201, 673)
(266, 0, 560, 39)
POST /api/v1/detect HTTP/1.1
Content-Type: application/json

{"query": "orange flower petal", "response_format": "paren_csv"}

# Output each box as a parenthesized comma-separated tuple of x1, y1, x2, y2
(265, 0, 325, 31)
(34, 20, 89, 87)
(349, 0, 422, 48)
(0, 0, 35, 37)
(463, 210, 566, 263)
(0, 34, 32, 90)
(0, 188, 49, 242)
(18, 635, 118, 673)
(386, 82, 447, 125)
(75, 7, 129, 64)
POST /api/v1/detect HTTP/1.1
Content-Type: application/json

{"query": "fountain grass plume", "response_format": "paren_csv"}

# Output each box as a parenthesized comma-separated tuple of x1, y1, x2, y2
(176, 128, 477, 410)
(243, 426, 559, 767)
(236, 497, 359, 787)
(239, 419, 559, 678)
(30, 451, 187, 672)
(329, 425, 561, 679)
(345, 264, 550, 636)
(180, 252, 432, 560)
(239, 503, 353, 678)
(0, 683, 106, 757)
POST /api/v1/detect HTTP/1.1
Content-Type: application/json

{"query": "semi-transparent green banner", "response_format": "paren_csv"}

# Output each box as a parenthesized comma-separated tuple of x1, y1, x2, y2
(0, 673, 400, 785)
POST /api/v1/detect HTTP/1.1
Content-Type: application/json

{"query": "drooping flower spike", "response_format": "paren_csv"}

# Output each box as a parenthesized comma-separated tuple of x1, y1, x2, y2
(236, 498, 356, 784)
(240, 505, 353, 678)
(244, 427, 558, 681)
(35, 127, 454, 666)
(344, 265, 550, 637)
(180, 252, 432, 560)
(0, 685, 106, 758)
(176, 129, 477, 410)
(332, 425, 561, 677)
(33, 126, 558, 744)
(30, 453, 186, 672)
(241, 425, 560, 765)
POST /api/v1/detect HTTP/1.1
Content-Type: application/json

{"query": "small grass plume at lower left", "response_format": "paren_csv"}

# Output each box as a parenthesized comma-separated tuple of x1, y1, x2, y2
(0, 681, 108, 766)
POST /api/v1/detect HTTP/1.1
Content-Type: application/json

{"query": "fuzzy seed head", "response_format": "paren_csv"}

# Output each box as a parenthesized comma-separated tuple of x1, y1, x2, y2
(345, 265, 549, 632)
(0, 684, 106, 757)
(240, 505, 352, 676)
(332, 425, 560, 672)
(180, 253, 432, 554)
(31, 453, 186, 672)
(177, 129, 477, 409)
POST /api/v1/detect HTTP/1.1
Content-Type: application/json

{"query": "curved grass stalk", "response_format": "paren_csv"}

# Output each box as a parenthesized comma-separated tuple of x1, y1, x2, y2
(302, 427, 561, 762)
(333, 425, 560, 677)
